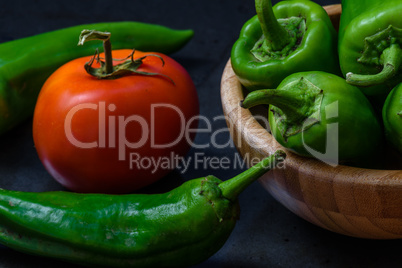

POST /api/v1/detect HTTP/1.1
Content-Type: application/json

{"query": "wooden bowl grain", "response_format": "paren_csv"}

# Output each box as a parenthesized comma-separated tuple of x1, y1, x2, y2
(221, 4, 402, 239)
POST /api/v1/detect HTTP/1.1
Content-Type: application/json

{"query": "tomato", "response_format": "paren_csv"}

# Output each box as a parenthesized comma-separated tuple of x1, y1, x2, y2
(33, 49, 199, 193)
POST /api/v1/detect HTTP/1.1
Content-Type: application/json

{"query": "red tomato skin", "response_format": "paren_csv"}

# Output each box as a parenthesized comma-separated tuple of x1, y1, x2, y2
(33, 50, 199, 193)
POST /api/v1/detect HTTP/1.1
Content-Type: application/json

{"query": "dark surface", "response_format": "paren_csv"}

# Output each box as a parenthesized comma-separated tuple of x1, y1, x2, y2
(0, 0, 401, 267)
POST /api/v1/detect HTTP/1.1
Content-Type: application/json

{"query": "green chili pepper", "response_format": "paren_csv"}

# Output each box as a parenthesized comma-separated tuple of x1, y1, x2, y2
(231, 0, 340, 91)
(339, 0, 402, 97)
(241, 71, 383, 168)
(0, 151, 285, 267)
(382, 83, 402, 154)
(0, 21, 193, 136)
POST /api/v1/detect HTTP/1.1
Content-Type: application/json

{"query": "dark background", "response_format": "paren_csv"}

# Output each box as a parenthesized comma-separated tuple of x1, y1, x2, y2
(0, 0, 401, 267)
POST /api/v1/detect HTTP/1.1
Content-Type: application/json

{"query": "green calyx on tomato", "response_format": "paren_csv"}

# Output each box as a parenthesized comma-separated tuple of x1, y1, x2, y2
(78, 30, 174, 83)
(33, 30, 199, 194)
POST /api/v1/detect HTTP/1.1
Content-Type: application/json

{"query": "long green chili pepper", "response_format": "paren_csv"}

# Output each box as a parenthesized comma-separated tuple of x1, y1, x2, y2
(0, 21, 193, 136)
(0, 151, 286, 267)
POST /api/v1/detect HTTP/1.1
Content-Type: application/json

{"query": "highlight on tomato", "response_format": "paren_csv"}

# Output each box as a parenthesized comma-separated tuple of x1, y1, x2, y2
(33, 30, 199, 193)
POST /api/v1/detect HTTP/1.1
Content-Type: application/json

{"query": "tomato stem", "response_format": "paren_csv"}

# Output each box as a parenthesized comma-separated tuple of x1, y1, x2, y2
(78, 29, 175, 82)
(78, 30, 114, 74)
(103, 38, 113, 74)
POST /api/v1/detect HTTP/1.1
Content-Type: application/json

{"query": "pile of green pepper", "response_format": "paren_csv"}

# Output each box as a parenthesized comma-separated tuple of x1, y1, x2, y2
(235, 0, 402, 164)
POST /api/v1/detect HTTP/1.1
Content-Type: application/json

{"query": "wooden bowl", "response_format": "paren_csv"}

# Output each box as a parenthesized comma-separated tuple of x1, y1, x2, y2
(221, 4, 402, 239)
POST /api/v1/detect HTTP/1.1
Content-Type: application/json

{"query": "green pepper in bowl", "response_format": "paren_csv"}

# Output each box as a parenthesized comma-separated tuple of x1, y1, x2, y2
(383, 83, 402, 154)
(231, 0, 340, 91)
(339, 0, 402, 99)
(241, 71, 384, 169)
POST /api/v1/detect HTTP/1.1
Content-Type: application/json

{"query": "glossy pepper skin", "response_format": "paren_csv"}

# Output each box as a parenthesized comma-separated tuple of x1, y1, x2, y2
(0, 151, 285, 268)
(0, 21, 193, 136)
(231, 0, 340, 91)
(382, 83, 402, 154)
(339, 0, 402, 98)
(241, 72, 383, 168)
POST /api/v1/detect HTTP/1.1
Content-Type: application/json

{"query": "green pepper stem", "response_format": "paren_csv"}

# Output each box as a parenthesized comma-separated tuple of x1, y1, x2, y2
(241, 88, 307, 121)
(346, 43, 402, 87)
(255, 0, 290, 51)
(219, 150, 286, 201)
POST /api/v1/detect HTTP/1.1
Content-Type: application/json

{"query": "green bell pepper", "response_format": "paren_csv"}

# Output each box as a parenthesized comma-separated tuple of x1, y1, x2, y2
(231, 0, 340, 91)
(382, 83, 402, 154)
(0, 21, 193, 136)
(0, 152, 285, 267)
(339, 0, 402, 98)
(241, 71, 383, 168)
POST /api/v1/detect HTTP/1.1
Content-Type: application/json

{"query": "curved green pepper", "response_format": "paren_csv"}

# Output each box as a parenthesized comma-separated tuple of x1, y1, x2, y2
(241, 71, 383, 168)
(231, 0, 340, 91)
(0, 21, 194, 136)
(383, 83, 402, 154)
(339, 0, 402, 98)
(0, 151, 285, 267)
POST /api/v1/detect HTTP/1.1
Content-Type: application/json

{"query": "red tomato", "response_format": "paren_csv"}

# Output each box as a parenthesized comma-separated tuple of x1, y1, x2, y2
(33, 49, 199, 193)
